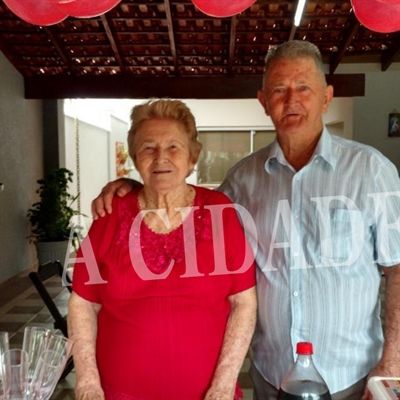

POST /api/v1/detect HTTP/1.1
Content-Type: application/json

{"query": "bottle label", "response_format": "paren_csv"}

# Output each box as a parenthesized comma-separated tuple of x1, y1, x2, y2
(381, 379, 400, 400)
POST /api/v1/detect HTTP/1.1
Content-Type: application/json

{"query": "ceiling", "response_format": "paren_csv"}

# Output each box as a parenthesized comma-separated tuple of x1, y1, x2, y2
(0, 0, 399, 99)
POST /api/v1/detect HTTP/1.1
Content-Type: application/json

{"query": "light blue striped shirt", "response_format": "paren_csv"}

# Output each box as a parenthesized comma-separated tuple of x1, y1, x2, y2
(219, 128, 400, 393)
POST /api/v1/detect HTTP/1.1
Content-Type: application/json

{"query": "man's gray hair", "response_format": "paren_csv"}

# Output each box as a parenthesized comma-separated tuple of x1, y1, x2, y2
(262, 40, 327, 87)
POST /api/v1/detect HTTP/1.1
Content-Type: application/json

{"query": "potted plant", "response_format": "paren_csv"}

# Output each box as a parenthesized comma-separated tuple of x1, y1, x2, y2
(27, 168, 80, 266)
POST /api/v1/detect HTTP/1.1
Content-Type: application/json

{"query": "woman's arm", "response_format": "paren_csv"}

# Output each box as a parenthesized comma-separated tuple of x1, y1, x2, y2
(205, 286, 257, 400)
(68, 292, 104, 400)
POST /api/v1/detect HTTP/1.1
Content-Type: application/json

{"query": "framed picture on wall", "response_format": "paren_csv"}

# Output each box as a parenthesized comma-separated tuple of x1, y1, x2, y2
(116, 141, 130, 177)
(388, 112, 400, 137)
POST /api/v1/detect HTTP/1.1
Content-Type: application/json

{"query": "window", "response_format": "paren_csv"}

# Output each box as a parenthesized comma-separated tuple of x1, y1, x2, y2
(197, 129, 276, 186)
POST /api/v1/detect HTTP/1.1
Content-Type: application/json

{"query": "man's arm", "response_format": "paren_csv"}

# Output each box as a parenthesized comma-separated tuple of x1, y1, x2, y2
(91, 178, 142, 219)
(375, 264, 400, 374)
(364, 264, 400, 399)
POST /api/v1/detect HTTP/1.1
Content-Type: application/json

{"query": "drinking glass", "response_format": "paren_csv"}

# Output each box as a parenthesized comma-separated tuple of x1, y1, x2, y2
(22, 326, 52, 395)
(0, 332, 10, 400)
(46, 334, 73, 365)
(30, 350, 65, 400)
(3, 349, 29, 400)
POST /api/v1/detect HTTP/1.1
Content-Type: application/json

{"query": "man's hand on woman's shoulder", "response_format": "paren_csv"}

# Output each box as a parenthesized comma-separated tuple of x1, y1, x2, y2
(91, 178, 142, 219)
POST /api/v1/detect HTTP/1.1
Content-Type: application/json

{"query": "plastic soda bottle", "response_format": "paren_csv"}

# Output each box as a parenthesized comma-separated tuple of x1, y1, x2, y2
(277, 342, 332, 400)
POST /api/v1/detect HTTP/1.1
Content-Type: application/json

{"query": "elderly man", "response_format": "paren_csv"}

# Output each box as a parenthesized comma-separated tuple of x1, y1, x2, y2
(91, 41, 400, 400)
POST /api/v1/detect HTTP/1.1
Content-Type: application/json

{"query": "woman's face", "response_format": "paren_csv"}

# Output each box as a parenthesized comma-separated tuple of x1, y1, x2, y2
(134, 118, 195, 194)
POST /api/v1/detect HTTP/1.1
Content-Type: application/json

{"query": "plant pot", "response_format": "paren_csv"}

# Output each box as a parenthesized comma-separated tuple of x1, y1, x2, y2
(35, 240, 70, 266)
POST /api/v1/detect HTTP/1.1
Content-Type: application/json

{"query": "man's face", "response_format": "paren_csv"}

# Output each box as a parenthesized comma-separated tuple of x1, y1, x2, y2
(257, 57, 333, 140)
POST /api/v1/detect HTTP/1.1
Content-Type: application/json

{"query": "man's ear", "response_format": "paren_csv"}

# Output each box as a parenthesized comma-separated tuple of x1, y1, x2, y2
(257, 90, 269, 115)
(322, 85, 334, 113)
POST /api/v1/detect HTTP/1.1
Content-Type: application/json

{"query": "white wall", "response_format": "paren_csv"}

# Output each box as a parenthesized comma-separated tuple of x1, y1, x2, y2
(63, 116, 120, 227)
(0, 53, 43, 282)
(336, 63, 400, 170)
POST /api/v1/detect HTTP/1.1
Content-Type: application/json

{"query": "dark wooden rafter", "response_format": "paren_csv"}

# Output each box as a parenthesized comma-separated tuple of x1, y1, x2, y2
(24, 73, 365, 99)
(228, 16, 237, 74)
(43, 26, 74, 73)
(329, 14, 360, 74)
(100, 14, 125, 73)
(287, 2, 297, 41)
(0, 35, 30, 76)
(381, 41, 400, 72)
(288, 25, 297, 41)
(163, 0, 178, 75)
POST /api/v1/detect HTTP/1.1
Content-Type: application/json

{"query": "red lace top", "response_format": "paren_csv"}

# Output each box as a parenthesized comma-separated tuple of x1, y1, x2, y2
(73, 186, 256, 400)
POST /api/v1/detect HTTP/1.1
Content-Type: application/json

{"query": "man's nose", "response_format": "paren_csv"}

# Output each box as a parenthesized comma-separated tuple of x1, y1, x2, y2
(285, 87, 298, 102)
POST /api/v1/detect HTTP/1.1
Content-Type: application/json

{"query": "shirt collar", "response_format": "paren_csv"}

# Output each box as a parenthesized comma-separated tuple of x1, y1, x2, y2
(264, 127, 337, 174)
(313, 127, 337, 170)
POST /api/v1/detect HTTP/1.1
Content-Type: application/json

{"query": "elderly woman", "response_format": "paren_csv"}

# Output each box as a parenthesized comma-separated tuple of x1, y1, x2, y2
(68, 99, 257, 400)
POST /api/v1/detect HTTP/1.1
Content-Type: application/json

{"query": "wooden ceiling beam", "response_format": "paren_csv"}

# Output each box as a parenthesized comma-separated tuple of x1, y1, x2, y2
(24, 73, 365, 99)
(100, 14, 125, 73)
(43, 27, 73, 73)
(228, 16, 237, 75)
(164, 0, 179, 75)
(381, 41, 400, 71)
(288, 25, 297, 41)
(0, 36, 31, 76)
(329, 15, 360, 74)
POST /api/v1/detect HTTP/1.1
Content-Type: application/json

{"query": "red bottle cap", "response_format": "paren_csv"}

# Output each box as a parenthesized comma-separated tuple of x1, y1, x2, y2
(296, 342, 313, 355)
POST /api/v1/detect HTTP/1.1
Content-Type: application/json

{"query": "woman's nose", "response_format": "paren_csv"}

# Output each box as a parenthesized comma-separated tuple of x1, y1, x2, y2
(154, 148, 168, 162)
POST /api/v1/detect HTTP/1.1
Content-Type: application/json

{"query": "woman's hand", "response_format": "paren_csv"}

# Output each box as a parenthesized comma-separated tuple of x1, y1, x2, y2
(76, 383, 105, 400)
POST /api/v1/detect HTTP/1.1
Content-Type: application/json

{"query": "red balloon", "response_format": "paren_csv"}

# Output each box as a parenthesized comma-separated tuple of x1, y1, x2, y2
(3, 0, 67, 25)
(191, 0, 257, 17)
(56, 0, 122, 18)
(351, 0, 400, 33)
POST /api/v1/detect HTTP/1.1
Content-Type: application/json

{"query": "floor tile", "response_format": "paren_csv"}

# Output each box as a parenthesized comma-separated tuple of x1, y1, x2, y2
(6, 305, 44, 314)
(0, 321, 26, 332)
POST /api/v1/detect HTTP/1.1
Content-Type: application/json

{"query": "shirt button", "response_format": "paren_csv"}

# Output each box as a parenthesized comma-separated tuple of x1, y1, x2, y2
(296, 176, 301, 181)
(315, 159, 319, 164)
(293, 291, 299, 297)
(294, 252, 299, 257)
